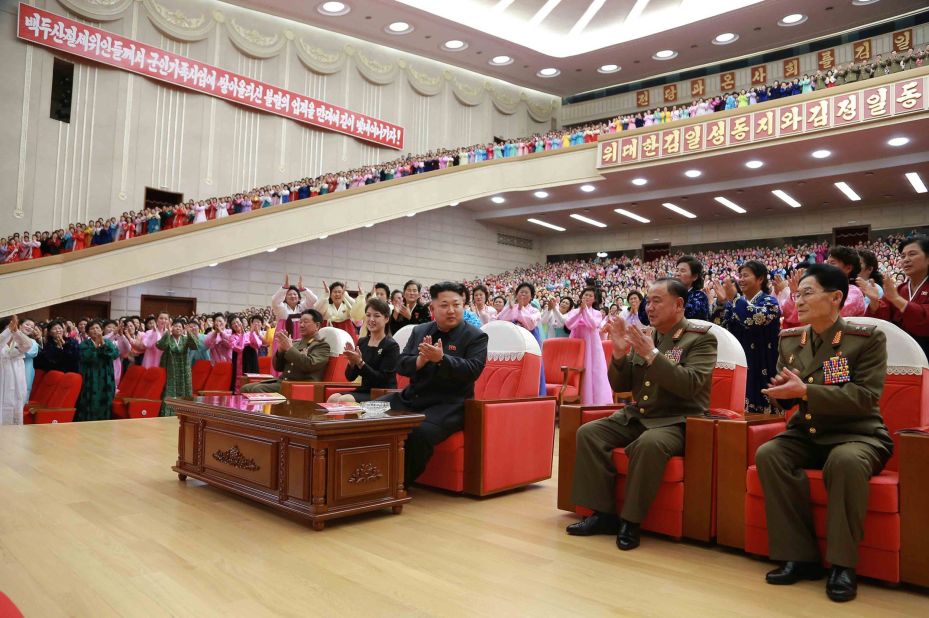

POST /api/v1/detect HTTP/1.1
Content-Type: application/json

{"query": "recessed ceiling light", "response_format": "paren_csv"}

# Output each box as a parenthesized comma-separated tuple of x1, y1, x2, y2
(533, 191, 549, 199)
(406, 213, 416, 217)
(811, 149, 831, 159)
(745, 160, 764, 169)
(442, 39, 468, 51)
(319, 234, 328, 239)
(266, 247, 277, 253)
(714, 197, 747, 214)
(662, 202, 697, 219)
(598, 64, 621, 74)
(489, 55, 513, 66)
(852, 0, 880, 6)
(491, 196, 505, 204)
(772, 189, 802, 208)
(905, 172, 928, 193)
(653, 50, 678, 60)
(538, 67, 560, 77)
(684, 169, 702, 178)
(631, 178, 648, 186)
(364, 222, 374, 227)
(778, 13, 807, 26)
(596, 251, 608, 258)
(834, 181, 862, 201)
(449, 202, 459, 207)
(887, 137, 910, 147)
(570, 213, 607, 228)
(528, 218, 566, 232)
(208, 263, 218, 267)
(580, 184, 596, 193)
(385, 21, 413, 34)
(614, 208, 650, 223)
(318, 1, 350, 17)
(712, 33, 739, 45)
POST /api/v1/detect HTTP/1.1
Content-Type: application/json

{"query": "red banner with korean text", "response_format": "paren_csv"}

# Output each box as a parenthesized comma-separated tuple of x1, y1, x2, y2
(16, 3, 404, 149)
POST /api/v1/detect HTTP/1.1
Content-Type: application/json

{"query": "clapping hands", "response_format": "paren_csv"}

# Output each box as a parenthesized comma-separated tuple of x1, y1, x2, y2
(343, 341, 363, 366)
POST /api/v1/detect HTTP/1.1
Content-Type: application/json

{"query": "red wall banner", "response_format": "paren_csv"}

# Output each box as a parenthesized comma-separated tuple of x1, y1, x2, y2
(16, 3, 404, 150)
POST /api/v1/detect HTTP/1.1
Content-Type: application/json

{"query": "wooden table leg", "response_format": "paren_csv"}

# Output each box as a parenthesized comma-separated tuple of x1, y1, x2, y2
(392, 505, 403, 514)
(312, 520, 325, 531)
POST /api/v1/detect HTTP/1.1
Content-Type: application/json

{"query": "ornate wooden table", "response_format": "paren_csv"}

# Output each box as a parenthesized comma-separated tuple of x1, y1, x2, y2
(168, 396, 424, 530)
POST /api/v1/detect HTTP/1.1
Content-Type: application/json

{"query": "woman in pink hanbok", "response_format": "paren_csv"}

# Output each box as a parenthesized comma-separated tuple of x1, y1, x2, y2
(496, 282, 546, 396)
(565, 287, 613, 405)
(228, 316, 262, 391)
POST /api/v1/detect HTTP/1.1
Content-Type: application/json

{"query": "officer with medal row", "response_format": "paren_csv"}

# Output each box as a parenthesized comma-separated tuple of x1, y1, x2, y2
(758, 264, 894, 603)
(566, 278, 718, 550)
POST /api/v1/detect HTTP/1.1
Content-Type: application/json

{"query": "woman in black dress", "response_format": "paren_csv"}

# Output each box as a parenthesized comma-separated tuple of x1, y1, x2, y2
(341, 298, 399, 402)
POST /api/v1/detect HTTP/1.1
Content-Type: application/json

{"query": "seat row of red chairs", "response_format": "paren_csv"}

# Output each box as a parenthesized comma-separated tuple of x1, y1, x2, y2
(23, 369, 82, 424)
(557, 317, 929, 588)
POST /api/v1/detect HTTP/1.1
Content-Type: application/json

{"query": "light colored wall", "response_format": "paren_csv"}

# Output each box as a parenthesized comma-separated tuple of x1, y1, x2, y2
(1, 0, 559, 235)
(562, 23, 929, 126)
(86, 206, 542, 316)
(540, 199, 929, 256)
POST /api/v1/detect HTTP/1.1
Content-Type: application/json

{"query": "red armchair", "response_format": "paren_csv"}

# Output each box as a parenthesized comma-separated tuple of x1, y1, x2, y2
(25, 369, 61, 411)
(112, 367, 166, 419)
(280, 327, 358, 402)
(559, 320, 747, 541)
(198, 362, 233, 395)
(258, 355, 272, 374)
(23, 372, 82, 424)
(191, 359, 212, 393)
(718, 317, 929, 585)
(542, 337, 584, 407)
(415, 320, 557, 496)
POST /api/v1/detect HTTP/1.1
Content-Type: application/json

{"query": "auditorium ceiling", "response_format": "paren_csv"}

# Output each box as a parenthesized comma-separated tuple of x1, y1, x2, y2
(226, 0, 927, 95)
(463, 117, 929, 235)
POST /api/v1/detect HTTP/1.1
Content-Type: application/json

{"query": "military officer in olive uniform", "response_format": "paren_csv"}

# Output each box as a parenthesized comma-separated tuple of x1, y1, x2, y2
(567, 278, 718, 550)
(241, 309, 331, 392)
(757, 264, 893, 603)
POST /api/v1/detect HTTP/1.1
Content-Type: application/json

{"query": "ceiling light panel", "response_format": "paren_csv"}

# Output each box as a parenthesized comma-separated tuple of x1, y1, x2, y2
(662, 202, 697, 219)
(834, 182, 861, 201)
(714, 197, 747, 214)
(528, 218, 566, 231)
(570, 213, 607, 228)
(905, 172, 927, 193)
(615, 208, 650, 223)
(772, 189, 802, 208)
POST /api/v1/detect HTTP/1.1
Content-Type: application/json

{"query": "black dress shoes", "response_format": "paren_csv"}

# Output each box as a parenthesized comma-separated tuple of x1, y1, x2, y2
(765, 561, 826, 585)
(565, 512, 619, 536)
(616, 519, 641, 551)
(826, 566, 857, 602)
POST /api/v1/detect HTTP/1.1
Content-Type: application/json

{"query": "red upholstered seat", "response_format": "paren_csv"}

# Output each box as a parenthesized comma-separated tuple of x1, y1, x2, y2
(198, 362, 233, 395)
(0, 591, 24, 618)
(191, 359, 212, 393)
(416, 321, 557, 496)
(27, 369, 61, 408)
(542, 337, 585, 407)
(25, 371, 82, 424)
(725, 318, 929, 585)
(258, 355, 272, 374)
(559, 320, 747, 542)
(30, 369, 46, 396)
(112, 367, 166, 419)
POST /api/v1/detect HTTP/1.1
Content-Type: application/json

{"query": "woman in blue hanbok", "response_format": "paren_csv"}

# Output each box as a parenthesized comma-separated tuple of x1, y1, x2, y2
(638, 256, 710, 325)
(711, 260, 781, 414)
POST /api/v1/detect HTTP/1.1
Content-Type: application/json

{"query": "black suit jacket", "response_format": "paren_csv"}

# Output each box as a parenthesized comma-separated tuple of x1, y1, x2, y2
(385, 320, 488, 429)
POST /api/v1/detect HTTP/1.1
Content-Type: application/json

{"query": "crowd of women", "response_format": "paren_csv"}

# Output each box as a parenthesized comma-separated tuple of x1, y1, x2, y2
(2, 230, 927, 425)
(3, 43, 926, 265)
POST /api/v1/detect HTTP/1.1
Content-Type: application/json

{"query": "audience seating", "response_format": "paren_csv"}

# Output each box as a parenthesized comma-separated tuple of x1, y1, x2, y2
(542, 337, 584, 407)
(26, 369, 60, 409)
(716, 318, 929, 585)
(558, 320, 747, 541)
(30, 369, 46, 396)
(391, 325, 415, 390)
(0, 591, 23, 618)
(191, 360, 212, 393)
(279, 327, 356, 401)
(198, 362, 233, 395)
(111, 367, 166, 418)
(415, 320, 557, 496)
(258, 355, 272, 374)
(22, 371, 82, 424)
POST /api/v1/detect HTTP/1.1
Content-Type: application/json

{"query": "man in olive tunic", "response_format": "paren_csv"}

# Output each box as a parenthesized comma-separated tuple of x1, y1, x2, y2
(241, 309, 330, 393)
(758, 264, 893, 603)
(567, 279, 717, 550)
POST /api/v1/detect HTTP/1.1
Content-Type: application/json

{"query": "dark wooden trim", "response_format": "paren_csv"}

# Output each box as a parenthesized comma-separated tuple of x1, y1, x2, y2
(682, 416, 716, 542)
(463, 399, 486, 496)
(900, 432, 929, 587)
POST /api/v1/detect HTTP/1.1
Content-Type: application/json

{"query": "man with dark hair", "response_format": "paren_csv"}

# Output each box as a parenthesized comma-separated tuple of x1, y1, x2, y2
(567, 278, 718, 551)
(862, 234, 929, 359)
(241, 309, 330, 393)
(379, 281, 488, 484)
(758, 264, 891, 603)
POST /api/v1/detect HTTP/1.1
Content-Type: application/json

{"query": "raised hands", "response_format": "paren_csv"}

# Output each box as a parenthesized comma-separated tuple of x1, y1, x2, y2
(418, 335, 444, 363)
(297, 275, 304, 291)
(607, 316, 629, 358)
(343, 341, 363, 366)
(274, 329, 293, 352)
(8, 315, 18, 332)
(788, 269, 804, 295)
(283, 273, 290, 288)
(761, 367, 806, 399)
(854, 277, 882, 304)
(322, 280, 330, 296)
(624, 322, 655, 358)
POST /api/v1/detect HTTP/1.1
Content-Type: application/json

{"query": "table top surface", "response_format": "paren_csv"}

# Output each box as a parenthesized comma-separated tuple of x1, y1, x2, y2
(167, 395, 424, 425)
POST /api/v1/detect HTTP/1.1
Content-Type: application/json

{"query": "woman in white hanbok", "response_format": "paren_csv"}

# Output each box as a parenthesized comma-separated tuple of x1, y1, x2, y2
(1, 316, 32, 426)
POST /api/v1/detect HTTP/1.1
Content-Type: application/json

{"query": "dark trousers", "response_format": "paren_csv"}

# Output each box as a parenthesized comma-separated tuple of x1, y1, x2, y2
(755, 435, 885, 568)
(572, 414, 685, 523)
(379, 393, 459, 485)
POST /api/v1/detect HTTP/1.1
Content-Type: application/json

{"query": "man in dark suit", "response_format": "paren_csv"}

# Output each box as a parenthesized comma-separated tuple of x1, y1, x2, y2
(379, 281, 488, 485)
